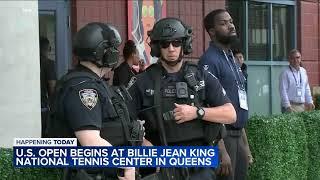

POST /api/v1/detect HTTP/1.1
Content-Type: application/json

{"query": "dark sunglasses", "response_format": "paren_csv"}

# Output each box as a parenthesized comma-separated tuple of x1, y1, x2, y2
(159, 40, 183, 48)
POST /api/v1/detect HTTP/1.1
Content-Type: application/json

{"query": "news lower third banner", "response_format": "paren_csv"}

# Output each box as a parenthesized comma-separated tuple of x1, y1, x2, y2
(13, 138, 218, 168)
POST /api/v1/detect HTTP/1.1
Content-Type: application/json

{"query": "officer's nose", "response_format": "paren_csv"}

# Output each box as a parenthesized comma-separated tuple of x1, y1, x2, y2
(168, 43, 175, 51)
(229, 23, 236, 31)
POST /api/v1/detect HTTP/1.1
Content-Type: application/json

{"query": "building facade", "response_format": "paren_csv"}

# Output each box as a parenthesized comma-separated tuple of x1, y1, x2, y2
(39, 0, 320, 116)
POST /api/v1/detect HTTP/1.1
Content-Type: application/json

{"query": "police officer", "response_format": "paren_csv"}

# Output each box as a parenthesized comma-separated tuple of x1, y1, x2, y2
(128, 17, 236, 180)
(49, 22, 142, 180)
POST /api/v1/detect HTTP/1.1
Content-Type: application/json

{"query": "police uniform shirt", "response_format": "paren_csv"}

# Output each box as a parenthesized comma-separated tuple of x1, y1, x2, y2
(113, 61, 137, 86)
(199, 42, 248, 129)
(128, 63, 231, 131)
(63, 66, 103, 132)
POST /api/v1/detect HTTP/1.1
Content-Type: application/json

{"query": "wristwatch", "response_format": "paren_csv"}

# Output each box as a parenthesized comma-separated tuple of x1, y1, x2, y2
(196, 106, 205, 119)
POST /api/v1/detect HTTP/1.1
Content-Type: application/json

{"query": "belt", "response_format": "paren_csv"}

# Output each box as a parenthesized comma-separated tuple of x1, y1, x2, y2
(226, 129, 242, 137)
(225, 125, 242, 137)
(225, 125, 242, 131)
(290, 101, 304, 105)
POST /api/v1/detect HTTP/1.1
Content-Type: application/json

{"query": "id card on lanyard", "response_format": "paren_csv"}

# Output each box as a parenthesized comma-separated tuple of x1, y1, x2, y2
(238, 88, 248, 110)
(296, 87, 302, 97)
(223, 51, 248, 110)
(289, 66, 302, 97)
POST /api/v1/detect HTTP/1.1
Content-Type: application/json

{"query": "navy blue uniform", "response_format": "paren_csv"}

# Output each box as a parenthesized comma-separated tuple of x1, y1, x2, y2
(199, 43, 248, 128)
(199, 42, 249, 180)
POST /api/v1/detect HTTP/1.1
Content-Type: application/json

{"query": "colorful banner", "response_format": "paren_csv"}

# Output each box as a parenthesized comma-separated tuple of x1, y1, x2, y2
(128, 0, 166, 66)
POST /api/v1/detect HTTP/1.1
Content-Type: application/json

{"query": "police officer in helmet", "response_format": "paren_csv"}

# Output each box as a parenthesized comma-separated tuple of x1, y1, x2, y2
(128, 18, 236, 179)
(50, 22, 138, 180)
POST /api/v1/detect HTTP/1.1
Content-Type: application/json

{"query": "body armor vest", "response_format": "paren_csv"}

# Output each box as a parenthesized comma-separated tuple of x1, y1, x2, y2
(142, 63, 207, 144)
(48, 71, 143, 146)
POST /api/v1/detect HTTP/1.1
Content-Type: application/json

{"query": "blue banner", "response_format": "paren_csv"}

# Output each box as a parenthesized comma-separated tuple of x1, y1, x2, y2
(13, 146, 218, 168)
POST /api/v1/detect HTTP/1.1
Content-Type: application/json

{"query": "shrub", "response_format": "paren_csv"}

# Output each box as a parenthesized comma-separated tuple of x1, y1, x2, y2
(299, 111, 320, 180)
(247, 113, 309, 180)
(0, 148, 62, 180)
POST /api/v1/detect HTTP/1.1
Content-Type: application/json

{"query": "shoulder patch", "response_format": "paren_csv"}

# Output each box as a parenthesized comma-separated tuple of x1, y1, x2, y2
(79, 89, 98, 110)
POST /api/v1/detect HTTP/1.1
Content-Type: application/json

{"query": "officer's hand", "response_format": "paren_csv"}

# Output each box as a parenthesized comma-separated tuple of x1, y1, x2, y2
(305, 103, 315, 111)
(244, 145, 254, 166)
(216, 151, 232, 176)
(248, 154, 254, 165)
(118, 167, 135, 180)
(286, 106, 294, 113)
(173, 103, 197, 124)
(137, 120, 146, 136)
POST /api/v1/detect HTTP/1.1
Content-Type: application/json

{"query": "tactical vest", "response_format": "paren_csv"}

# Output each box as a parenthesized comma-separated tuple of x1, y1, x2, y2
(47, 70, 143, 146)
(140, 63, 206, 144)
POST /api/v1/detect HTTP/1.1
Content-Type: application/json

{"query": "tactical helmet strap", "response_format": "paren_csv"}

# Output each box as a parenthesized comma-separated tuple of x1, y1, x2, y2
(150, 42, 161, 57)
(102, 47, 119, 68)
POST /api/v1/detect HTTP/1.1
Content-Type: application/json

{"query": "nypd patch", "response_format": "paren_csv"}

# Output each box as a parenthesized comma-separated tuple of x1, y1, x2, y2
(79, 89, 98, 110)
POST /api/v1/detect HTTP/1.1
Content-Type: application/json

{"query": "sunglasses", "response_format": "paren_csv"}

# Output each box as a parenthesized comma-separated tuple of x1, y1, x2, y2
(159, 40, 183, 49)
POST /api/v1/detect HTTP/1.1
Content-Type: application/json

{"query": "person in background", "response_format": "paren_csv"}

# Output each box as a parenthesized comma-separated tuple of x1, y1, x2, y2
(113, 40, 145, 87)
(199, 9, 252, 180)
(40, 36, 56, 137)
(279, 49, 315, 113)
(233, 49, 247, 90)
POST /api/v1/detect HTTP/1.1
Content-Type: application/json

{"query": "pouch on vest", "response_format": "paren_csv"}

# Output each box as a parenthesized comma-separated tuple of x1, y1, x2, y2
(184, 63, 226, 144)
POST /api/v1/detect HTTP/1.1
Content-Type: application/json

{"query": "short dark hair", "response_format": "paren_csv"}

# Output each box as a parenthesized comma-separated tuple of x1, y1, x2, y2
(232, 48, 243, 55)
(123, 40, 137, 61)
(203, 9, 227, 33)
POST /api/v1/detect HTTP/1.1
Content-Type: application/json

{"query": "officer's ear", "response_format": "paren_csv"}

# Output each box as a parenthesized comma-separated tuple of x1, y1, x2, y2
(208, 28, 215, 39)
(150, 42, 161, 58)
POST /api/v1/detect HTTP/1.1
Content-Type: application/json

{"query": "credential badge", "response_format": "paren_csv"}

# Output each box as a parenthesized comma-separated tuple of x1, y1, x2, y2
(79, 89, 98, 110)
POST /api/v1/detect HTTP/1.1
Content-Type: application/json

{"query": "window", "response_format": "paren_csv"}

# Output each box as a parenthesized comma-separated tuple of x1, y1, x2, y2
(227, 0, 295, 61)
(227, 0, 245, 51)
(248, 2, 268, 60)
(272, 4, 293, 61)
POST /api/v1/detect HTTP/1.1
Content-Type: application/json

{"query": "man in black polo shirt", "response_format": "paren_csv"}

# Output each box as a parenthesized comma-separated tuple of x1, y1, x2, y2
(113, 40, 144, 86)
(199, 9, 252, 180)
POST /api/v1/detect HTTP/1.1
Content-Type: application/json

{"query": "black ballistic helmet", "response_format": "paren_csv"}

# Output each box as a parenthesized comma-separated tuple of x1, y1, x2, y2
(147, 17, 192, 57)
(73, 22, 122, 68)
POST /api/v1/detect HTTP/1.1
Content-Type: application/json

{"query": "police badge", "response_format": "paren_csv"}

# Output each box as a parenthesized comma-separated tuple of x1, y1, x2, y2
(79, 89, 98, 110)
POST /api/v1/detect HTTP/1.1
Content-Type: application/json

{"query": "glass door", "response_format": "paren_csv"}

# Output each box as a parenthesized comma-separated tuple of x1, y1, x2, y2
(38, 0, 71, 78)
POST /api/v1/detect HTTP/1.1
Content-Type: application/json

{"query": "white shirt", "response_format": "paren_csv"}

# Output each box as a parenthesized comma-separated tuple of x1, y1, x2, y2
(279, 66, 313, 108)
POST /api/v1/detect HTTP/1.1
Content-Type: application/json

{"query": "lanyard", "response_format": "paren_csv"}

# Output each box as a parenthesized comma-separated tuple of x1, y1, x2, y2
(289, 66, 302, 86)
(223, 50, 245, 89)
